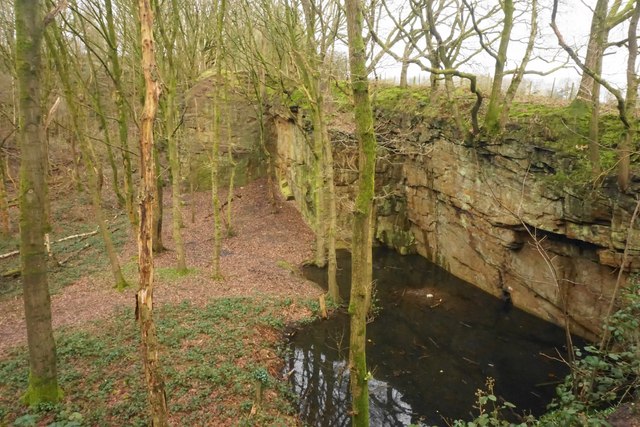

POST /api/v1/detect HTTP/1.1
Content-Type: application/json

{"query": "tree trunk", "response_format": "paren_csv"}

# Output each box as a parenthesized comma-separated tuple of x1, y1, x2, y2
(225, 89, 236, 236)
(83, 42, 124, 208)
(589, 85, 602, 179)
(211, 97, 223, 279)
(399, 42, 411, 89)
(106, 0, 137, 228)
(0, 158, 9, 236)
(136, 0, 169, 424)
(46, 28, 128, 291)
(322, 114, 340, 303)
(166, 90, 187, 272)
(152, 147, 164, 253)
(210, 0, 226, 280)
(499, 0, 537, 129)
(312, 107, 327, 268)
(575, 0, 609, 103)
(345, 0, 377, 422)
(618, 0, 640, 192)
(15, 0, 61, 406)
(484, 0, 514, 133)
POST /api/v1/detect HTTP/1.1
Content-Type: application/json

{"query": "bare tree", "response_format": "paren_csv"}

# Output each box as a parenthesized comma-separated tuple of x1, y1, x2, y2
(136, 0, 169, 423)
(15, 0, 62, 406)
(345, 0, 378, 423)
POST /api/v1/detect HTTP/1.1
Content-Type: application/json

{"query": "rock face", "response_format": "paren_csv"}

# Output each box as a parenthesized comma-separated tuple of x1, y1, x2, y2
(271, 111, 640, 340)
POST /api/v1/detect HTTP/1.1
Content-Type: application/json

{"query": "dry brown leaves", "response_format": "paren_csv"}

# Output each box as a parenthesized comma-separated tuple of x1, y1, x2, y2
(0, 177, 322, 357)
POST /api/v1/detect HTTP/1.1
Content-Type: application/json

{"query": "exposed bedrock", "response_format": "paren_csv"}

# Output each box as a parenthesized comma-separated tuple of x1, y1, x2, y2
(270, 113, 639, 340)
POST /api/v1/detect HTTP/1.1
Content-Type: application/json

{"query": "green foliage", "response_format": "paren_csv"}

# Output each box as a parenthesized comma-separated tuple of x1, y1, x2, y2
(508, 101, 634, 186)
(452, 378, 533, 427)
(0, 298, 308, 426)
(154, 267, 197, 282)
(544, 277, 640, 426)
(371, 85, 430, 113)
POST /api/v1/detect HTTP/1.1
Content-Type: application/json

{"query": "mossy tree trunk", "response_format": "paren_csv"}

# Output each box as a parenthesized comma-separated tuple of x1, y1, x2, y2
(482, 0, 514, 133)
(166, 90, 187, 271)
(46, 26, 128, 291)
(575, 0, 609, 104)
(552, 0, 634, 186)
(224, 88, 236, 236)
(136, 0, 169, 424)
(15, 0, 61, 406)
(210, 0, 226, 280)
(0, 158, 9, 236)
(499, 0, 537, 129)
(211, 96, 223, 279)
(323, 118, 339, 304)
(619, 0, 640, 192)
(105, 0, 137, 229)
(311, 107, 327, 268)
(152, 146, 164, 253)
(345, 0, 377, 422)
(154, 0, 187, 272)
(296, 0, 338, 287)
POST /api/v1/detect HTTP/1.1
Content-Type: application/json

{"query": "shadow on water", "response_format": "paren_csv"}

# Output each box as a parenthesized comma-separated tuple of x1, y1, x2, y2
(285, 248, 579, 426)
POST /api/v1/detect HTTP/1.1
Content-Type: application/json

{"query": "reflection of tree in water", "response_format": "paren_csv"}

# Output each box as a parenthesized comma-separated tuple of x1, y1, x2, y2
(288, 346, 417, 427)
(289, 249, 574, 426)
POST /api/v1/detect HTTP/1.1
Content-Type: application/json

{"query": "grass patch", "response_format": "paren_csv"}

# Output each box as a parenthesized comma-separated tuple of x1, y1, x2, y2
(0, 297, 307, 426)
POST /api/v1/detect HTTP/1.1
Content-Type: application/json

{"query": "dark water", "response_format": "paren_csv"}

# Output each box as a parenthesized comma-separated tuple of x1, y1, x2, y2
(285, 248, 576, 426)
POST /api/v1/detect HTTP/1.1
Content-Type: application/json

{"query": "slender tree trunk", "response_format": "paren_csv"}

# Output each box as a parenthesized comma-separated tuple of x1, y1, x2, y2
(399, 42, 411, 89)
(312, 107, 326, 268)
(84, 45, 124, 208)
(444, 75, 465, 136)
(575, 0, 609, 103)
(46, 29, 128, 291)
(106, 0, 137, 228)
(166, 90, 187, 272)
(136, 0, 169, 424)
(0, 158, 9, 236)
(619, 0, 640, 192)
(225, 90, 236, 236)
(484, 0, 514, 133)
(499, 0, 537, 129)
(69, 132, 82, 191)
(211, 0, 226, 280)
(345, 0, 377, 422)
(152, 147, 164, 253)
(321, 115, 339, 303)
(211, 98, 223, 279)
(15, 0, 61, 406)
(589, 85, 602, 179)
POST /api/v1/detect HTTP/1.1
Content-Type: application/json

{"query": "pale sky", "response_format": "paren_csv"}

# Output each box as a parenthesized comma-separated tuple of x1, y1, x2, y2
(372, 0, 633, 97)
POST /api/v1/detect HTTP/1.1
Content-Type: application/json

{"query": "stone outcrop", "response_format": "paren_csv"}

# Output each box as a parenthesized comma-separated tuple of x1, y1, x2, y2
(271, 110, 640, 340)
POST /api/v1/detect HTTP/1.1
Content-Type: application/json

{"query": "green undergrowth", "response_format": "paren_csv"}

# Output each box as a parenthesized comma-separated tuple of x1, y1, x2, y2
(120, 258, 199, 285)
(343, 82, 637, 188)
(0, 194, 130, 300)
(507, 101, 634, 186)
(0, 297, 311, 426)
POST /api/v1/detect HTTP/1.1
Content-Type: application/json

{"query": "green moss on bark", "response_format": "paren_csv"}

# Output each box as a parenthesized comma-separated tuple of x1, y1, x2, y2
(22, 373, 63, 406)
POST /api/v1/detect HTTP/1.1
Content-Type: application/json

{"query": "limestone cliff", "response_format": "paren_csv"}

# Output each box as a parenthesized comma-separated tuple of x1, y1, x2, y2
(270, 109, 640, 340)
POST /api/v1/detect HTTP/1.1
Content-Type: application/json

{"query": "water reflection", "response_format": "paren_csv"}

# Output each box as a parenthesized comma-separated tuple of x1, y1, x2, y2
(289, 346, 415, 426)
(286, 248, 577, 426)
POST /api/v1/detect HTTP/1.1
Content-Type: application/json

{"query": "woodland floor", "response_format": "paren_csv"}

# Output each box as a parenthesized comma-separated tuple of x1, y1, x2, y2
(0, 176, 324, 426)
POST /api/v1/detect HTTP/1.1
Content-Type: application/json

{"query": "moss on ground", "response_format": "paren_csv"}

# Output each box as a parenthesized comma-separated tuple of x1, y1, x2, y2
(0, 297, 309, 426)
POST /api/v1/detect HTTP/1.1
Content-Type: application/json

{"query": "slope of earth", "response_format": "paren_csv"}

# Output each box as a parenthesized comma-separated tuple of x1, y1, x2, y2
(0, 177, 323, 426)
